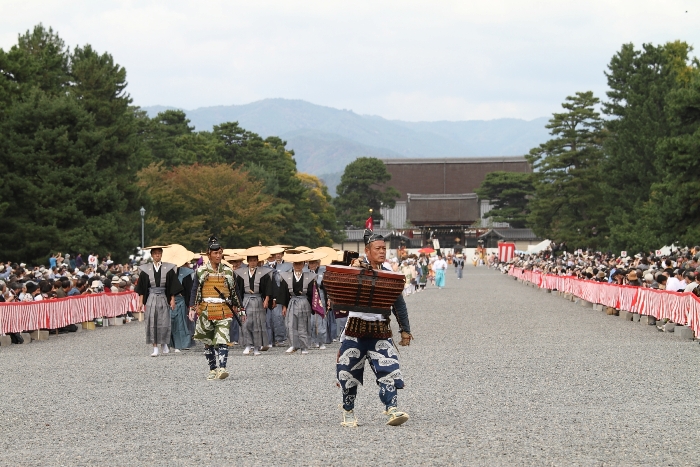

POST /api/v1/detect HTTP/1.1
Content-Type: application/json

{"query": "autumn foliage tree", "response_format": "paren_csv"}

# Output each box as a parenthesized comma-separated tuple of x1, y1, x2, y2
(296, 172, 343, 244)
(138, 164, 283, 251)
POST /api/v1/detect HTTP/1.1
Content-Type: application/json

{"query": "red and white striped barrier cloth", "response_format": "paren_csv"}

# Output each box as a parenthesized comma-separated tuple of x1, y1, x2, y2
(509, 267, 700, 339)
(0, 292, 139, 334)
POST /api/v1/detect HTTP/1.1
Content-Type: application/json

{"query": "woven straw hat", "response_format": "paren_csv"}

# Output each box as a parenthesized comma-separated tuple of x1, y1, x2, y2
(144, 245, 168, 251)
(224, 253, 245, 262)
(243, 246, 270, 262)
(284, 252, 314, 263)
(162, 244, 196, 267)
(307, 247, 335, 265)
(267, 246, 286, 255)
(295, 246, 312, 252)
(244, 246, 270, 257)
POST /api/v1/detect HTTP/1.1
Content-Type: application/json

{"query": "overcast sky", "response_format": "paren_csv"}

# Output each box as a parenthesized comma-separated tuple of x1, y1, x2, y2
(1, 1, 697, 121)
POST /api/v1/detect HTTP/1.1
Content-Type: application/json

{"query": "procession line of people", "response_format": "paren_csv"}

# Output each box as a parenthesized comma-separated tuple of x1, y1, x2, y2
(135, 232, 414, 427)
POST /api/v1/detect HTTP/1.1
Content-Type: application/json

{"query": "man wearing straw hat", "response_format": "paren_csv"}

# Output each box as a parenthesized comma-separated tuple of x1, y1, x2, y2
(223, 251, 245, 345)
(265, 246, 290, 348)
(306, 249, 329, 350)
(234, 245, 274, 356)
(161, 245, 196, 351)
(188, 236, 243, 380)
(135, 246, 183, 357)
(277, 251, 317, 354)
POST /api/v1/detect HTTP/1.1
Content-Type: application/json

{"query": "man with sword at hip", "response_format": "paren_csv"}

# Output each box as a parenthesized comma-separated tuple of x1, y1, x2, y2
(189, 236, 245, 381)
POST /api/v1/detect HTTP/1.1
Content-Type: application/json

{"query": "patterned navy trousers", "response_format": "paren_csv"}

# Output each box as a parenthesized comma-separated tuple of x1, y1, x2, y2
(336, 335, 404, 411)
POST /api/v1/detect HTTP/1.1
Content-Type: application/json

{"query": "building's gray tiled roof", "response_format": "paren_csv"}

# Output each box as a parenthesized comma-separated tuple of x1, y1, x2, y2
(479, 228, 540, 240)
(381, 156, 528, 165)
(342, 229, 397, 241)
(407, 193, 477, 200)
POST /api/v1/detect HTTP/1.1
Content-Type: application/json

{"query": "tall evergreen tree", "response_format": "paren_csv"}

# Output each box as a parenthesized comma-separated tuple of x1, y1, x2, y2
(526, 91, 608, 249)
(650, 61, 700, 246)
(475, 171, 534, 228)
(0, 25, 147, 263)
(602, 41, 693, 251)
(334, 157, 400, 228)
(212, 123, 336, 246)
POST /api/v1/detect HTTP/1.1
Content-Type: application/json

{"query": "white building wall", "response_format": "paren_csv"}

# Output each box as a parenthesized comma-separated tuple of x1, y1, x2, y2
(379, 201, 407, 228)
(479, 199, 510, 228)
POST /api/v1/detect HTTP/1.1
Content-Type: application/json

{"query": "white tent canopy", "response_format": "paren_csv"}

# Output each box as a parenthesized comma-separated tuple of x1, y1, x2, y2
(527, 239, 551, 254)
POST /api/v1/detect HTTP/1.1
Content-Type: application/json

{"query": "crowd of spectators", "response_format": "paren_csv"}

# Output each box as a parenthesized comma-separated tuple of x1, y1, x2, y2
(500, 244, 700, 296)
(0, 253, 142, 343)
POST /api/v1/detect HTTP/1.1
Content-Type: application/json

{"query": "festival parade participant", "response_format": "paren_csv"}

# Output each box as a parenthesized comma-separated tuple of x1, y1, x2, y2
(306, 250, 329, 349)
(454, 253, 465, 279)
(162, 245, 196, 351)
(336, 229, 413, 427)
(135, 246, 183, 357)
(307, 246, 338, 343)
(188, 236, 243, 380)
(223, 252, 245, 346)
(434, 253, 447, 289)
(265, 246, 289, 348)
(234, 245, 273, 356)
(278, 252, 316, 354)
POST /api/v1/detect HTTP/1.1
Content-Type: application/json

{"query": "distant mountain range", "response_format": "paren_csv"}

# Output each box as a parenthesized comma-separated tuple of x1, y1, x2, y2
(143, 99, 549, 195)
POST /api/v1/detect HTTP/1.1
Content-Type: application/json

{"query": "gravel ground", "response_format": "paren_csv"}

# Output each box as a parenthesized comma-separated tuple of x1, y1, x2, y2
(1, 267, 700, 466)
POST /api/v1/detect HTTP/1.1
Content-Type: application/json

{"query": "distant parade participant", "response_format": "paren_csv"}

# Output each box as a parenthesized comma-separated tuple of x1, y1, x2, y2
(135, 246, 183, 357)
(336, 230, 413, 427)
(265, 246, 289, 347)
(234, 246, 274, 356)
(305, 250, 328, 349)
(454, 253, 465, 280)
(434, 253, 447, 289)
(188, 236, 243, 380)
(223, 252, 245, 345)
(307, 250, 336, 344)
(269, 247, 293, 272)
(162, 246, 196, 351)
(278, 252, 316, 354)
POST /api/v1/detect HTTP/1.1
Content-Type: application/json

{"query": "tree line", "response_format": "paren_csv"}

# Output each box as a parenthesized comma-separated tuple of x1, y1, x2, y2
(0, 25, 343, 264)
(476, 41, 700, 253)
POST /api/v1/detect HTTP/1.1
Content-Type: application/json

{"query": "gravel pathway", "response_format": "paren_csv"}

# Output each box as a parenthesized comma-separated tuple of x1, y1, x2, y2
(1, 267, 699, 466)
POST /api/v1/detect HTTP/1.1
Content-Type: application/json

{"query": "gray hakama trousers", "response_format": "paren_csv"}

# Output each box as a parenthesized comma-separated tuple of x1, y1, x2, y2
(230, 317, 240, 343)
(309, 312, 327, 346)
(243, 294, 269, 348)
(335, 316, 348, 340)
(267, 304, 287, 344)
(145, 291, 171, 345)
(286, 296, 311, 350)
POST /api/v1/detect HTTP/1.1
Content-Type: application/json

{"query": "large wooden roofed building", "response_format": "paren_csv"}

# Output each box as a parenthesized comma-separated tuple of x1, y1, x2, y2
(374, 156, 539, 249)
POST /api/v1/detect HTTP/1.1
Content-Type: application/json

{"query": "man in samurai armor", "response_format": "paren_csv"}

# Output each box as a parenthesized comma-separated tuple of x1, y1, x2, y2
(188, 236, 244, 380)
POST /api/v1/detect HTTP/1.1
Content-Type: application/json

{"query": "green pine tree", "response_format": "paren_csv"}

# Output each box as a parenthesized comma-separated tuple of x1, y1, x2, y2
(333, 157, 400, 228)
(650, 60, 700, 246)
(475, 171, 534, 228)
(526, 91, 608, 250)
(602, 41, 693, 251)
(0, 25, 147, 263)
